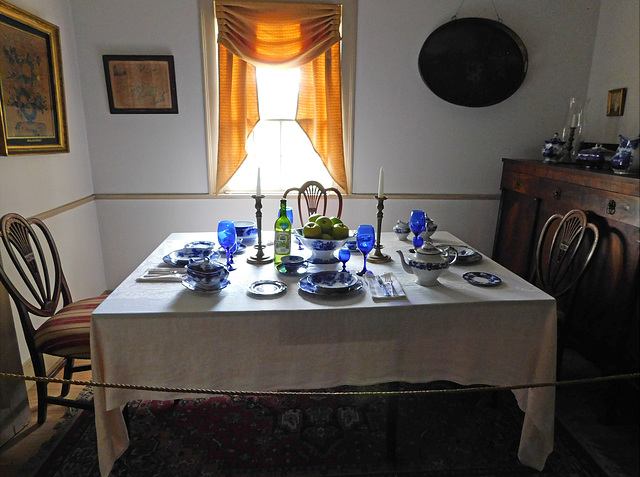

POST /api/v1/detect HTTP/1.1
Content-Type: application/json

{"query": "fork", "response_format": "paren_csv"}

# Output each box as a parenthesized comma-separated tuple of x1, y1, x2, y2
(382, 274, 395, 297)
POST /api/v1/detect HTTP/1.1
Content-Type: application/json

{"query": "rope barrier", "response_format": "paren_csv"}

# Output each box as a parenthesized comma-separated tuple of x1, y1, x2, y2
(1, 371, 638, 397)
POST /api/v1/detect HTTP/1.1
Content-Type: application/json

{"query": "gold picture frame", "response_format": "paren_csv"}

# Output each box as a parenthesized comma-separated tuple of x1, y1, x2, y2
(0, 0, 69, 155)
(606, 88, 626, 117)
(103, 55, 178, 114)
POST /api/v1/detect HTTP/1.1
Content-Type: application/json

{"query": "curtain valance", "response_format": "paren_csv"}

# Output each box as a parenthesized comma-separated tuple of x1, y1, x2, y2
(216, 1, 341, 69)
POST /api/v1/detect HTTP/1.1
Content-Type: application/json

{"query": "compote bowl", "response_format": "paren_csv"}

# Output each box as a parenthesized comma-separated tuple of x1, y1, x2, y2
(217, 220, 237, 271)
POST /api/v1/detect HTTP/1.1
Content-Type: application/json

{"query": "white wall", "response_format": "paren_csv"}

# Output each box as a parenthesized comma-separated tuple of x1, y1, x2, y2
(584, 0, 640, 143)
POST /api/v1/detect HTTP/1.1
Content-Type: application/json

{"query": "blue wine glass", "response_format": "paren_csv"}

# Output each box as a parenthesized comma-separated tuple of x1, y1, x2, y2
(217, 220, 237, 271)
(410, 210, 426, 248)
(338, 248, 351, 272)
(356, 225, 375, 276)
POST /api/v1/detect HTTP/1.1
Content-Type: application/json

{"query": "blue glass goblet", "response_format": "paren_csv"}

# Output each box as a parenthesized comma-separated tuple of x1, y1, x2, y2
(356, 225, 375, 276)
(217, 220, 237, 271)
(410, 210, 426, 248)
(338, 248, 351, 272)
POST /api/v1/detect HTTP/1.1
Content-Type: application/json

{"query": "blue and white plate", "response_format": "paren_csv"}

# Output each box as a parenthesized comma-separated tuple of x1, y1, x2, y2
(437, 244, 483, 264)
(182, 276, 230, 293)
(299, 272, 363, 296)
(163, 247, 219, 267)
(185, 240, 216, 250)
(216, 243, 247, 255)
(463, 272, 501, 287)
(309, 271, 358, 291)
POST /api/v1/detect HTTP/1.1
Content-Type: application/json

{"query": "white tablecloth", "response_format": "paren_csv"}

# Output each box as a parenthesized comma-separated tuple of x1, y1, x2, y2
(91, 231, 556, 476)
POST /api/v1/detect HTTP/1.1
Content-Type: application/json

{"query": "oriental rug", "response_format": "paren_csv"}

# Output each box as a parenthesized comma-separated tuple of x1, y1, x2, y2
(27, 382, 607, 477)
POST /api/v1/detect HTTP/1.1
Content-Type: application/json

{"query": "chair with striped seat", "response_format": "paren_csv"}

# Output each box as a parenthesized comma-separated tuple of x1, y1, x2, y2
(0, 213, 108, 423)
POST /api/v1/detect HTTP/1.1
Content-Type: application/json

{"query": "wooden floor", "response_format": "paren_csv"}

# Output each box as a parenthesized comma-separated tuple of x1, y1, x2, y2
(0, 362, 92, 477)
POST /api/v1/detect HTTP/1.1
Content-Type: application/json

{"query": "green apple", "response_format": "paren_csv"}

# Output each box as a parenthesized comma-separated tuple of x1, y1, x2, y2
(330, 216, 343, 225)
(320, 233, 334, 240)
(331, 222, 349, 239)
(308, 214, 322, 223)
(303, 222, 322, 238)
(316, 216, 334, 234)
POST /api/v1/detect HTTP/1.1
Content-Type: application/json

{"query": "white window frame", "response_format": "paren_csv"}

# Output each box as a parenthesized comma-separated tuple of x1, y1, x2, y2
(199, 0, 357, 195)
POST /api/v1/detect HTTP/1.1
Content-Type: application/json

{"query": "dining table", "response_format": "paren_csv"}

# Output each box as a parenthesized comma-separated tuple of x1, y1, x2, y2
(90, 231, 557, 477)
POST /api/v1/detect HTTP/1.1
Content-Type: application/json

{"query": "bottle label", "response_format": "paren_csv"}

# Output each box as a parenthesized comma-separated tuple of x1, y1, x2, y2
(274, 231, 291, 255)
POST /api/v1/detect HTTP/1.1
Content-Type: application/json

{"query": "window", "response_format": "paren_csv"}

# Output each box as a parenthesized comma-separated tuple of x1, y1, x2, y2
(199, 0, 356, 195)
(225, 67, 333, 192)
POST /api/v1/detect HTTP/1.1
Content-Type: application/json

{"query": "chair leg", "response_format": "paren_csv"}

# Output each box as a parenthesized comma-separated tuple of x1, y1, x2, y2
(60, 357, 74, 398)
(36, 380, 48, 424)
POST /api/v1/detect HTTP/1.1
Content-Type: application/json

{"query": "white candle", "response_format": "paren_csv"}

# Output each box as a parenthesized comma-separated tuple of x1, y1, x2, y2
(571, 114, 579, 128)
(256, 167, 261, 196)
(378, 168, 384, 197)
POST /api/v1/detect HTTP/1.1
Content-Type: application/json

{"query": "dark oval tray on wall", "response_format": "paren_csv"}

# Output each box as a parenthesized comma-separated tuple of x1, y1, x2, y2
(418, 17, 528, 107)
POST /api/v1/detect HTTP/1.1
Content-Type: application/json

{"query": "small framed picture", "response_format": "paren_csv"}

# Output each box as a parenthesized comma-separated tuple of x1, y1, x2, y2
(103, 55, 178, 114)
(0, 1, 69, 155)
(606, 88, 626, 117)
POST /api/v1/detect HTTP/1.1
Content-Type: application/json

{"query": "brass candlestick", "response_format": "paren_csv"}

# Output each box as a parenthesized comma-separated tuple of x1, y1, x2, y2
(368, 195, 391, 263)
(566, 126, 577, 160)
(247, 195, 273, 264)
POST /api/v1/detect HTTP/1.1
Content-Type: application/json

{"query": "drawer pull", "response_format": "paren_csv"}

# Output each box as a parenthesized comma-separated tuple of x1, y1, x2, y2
(554, 187, 561, 199)
(606, 199, 616, 215)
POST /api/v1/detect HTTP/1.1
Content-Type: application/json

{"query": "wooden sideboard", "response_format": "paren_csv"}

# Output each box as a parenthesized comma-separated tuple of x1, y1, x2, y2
(493, 159, 639, 375)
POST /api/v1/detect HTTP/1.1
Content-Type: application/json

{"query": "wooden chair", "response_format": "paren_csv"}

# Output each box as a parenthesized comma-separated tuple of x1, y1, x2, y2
(532, 209, 599, 376)
(0, 213, 108, 423)
(283, 181, 343, 227)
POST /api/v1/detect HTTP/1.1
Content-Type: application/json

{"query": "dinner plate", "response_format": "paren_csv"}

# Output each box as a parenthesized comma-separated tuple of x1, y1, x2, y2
(182, 276, 230, 293)
(308, 271, 358, 292)
(463, 272, 501, 287)
(184, 240, 216, 249)
(216, 243, 247, 255)
(163, 248, 219, 267)
(276, 262, 309, 276)
(298, 274, 363, 296)
(247, 280, 287, 296)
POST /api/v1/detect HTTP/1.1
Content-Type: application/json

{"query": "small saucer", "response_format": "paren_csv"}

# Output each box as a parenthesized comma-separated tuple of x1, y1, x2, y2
(182, 276, 230, 293)
(463, 272, 501, 287)
(276, 262, 309, 275)
(217, 243, 247, 255)
(247, 280, 287, 296)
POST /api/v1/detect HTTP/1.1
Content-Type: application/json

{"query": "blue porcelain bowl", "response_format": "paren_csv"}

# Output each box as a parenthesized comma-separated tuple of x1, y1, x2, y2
(293, 228, 355, 264)
(281, 255, 306, 272)
(234, 220, 258, 244)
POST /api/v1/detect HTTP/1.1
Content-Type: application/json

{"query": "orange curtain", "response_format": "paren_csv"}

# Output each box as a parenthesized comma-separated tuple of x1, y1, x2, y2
(215, 0, 347, 192)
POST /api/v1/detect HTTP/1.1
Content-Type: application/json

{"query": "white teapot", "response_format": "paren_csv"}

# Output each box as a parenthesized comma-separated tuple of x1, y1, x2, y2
(397, 242, 457, 287)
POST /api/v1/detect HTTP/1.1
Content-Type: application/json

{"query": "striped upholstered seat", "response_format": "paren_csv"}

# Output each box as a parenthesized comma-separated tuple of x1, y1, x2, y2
(34, 295, 109, 360)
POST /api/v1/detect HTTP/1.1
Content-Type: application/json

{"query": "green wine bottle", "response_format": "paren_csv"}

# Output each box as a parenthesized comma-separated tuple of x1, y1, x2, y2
(274, 198, 292, 266)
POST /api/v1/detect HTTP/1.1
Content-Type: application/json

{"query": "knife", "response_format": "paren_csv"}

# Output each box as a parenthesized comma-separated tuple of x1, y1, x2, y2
(376, 275, 390, 297)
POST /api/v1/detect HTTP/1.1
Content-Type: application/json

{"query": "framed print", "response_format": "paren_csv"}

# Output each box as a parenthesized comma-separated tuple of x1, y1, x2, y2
(606, 88, 626, 117)
(0, 0, 69, 155)
(103, 55, 178, 114)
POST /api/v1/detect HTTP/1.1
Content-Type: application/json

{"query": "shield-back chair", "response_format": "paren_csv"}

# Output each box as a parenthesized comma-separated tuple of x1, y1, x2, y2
(283, 180, 343, 227)
(0, 213, 108, 423)
(532, 209, 599, 376)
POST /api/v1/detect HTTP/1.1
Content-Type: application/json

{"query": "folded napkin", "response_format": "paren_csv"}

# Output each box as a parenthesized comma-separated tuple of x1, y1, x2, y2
(365, 272, 406, 299)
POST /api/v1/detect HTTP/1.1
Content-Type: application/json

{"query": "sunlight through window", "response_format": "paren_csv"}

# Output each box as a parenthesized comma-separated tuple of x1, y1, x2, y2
(225, 67, 333, 193)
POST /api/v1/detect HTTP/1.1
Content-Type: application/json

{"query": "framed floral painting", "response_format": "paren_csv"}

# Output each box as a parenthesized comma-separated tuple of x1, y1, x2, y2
(0, 0, 69, 155)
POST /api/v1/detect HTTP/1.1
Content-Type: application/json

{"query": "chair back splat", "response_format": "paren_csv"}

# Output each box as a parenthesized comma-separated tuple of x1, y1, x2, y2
(0, 213, 106, 423)
(283, 181, 343, 227)
(532, 209, 599, 376)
